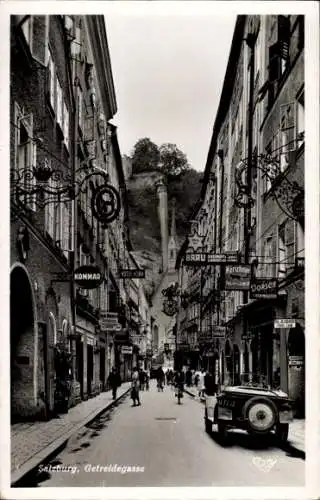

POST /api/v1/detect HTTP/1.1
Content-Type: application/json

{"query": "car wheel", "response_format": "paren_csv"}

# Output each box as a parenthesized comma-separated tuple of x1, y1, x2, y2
(244, 397, 277, 434)
(275, 423, 289, 443)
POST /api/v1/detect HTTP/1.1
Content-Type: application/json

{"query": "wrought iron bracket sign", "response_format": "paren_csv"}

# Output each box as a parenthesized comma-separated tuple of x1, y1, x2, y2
(91, 183, 121, 226)
(11, 160, 121, 226)
(234, 153, 304, 221)
(161, 282, 179, 316)
(74, 265, 103, 289)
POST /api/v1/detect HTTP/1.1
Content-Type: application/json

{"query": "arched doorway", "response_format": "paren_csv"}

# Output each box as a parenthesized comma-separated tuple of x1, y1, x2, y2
(233, 344, 241, 385)
(288, 324, 305, 416)
(11, 265, 36, 422)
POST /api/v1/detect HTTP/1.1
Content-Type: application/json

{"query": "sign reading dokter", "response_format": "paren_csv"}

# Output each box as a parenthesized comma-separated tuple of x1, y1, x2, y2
(250, 278, 278, 299)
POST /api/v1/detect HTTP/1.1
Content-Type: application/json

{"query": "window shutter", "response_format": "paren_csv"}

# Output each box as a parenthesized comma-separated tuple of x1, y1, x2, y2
(285, 219, 295, 271)
(268, 43, 280, 82)
(278, 15, 290, 61)
(32, 16, 47, 65)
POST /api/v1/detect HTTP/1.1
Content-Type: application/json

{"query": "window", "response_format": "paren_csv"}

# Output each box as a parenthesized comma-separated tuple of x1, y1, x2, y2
(45, 178, 55, 238)
(264, 141, 278, 192)
(296, 219, 304, 263)
(263, 236, 275, 277)
(280, 102, 295, 171)
(14, 103, 37, 211)
(48, 51, 55, 111)
(61, 201, 73, 259)
(63, 101, 69, 150)
(296, 88, 304, 148)
(77, 87, 83, 131)
(268, 16, 291, 105)
(56, 76, 63, 128)
(21, 16, 33, 50)
(278, 220, 295, 278)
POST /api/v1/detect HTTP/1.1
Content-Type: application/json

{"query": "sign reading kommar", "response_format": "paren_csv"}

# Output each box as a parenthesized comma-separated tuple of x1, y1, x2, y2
(74, 265, 103, 289)
(184, 252, 239, 266)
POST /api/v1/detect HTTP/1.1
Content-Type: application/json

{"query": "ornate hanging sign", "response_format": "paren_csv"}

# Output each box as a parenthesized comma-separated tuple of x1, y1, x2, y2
(74, 265, 103, 289)
(91, 183, 121, 226)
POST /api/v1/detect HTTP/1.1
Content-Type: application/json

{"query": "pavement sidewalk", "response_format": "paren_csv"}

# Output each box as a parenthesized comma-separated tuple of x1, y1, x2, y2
(11, 382, 131, 485)
(184, 385, 305, 454)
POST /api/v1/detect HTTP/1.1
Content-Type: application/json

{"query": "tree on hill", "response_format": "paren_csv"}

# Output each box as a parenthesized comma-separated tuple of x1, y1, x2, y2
(131, 138, 190, 181)
(159, 143, 190, 180)
(131, 138, 160, 174)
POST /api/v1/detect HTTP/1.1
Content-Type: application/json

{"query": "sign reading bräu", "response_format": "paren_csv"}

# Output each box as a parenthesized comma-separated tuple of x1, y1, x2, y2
(74, 265, 103, 289)
(224, 265, 251, 290)
(250, 278, 278, 299)
(184, 252, 239, 266)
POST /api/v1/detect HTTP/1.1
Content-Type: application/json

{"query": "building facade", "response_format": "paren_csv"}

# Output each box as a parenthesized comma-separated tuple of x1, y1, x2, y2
(10, 15, 151, 422)
(176, 15, 305, 414)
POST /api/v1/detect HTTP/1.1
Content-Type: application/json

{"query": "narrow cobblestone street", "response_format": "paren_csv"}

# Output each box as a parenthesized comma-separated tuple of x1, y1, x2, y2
(15, 382, 304, 488)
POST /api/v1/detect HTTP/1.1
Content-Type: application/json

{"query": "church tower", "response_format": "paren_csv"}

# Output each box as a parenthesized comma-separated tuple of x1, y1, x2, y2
(167, 198, 178, 273)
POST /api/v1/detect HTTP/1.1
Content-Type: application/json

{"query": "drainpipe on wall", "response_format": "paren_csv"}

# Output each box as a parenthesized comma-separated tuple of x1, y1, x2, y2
(243, 31, 256, 381)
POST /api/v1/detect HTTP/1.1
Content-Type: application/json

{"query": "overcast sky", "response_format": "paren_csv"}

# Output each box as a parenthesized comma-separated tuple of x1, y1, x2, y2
(104, 12, 236, 172)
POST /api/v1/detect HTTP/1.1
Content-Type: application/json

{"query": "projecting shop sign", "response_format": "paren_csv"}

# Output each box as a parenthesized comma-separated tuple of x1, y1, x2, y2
(212, 326, 227, 338)
(119, 269, 145, 279)
(274, 319, 296, 329)
(184, 252, 239, 266)
(224, 265, 251, 291)
(121, 345, 133, 355)
(250, 278, 278, 299)
(74, 265, 103, 289)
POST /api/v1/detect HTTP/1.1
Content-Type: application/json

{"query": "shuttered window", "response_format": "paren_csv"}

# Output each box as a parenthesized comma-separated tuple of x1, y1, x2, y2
(15, 103, 37, 211)
(280, 102, 296, 171)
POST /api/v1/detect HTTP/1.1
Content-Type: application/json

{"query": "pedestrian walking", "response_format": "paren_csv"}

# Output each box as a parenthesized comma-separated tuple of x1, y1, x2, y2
(198, 368, 206, 399)
(186, 367, 192, 387)
(131, 367, 141, 407)
(157, 366, 165, 392)
(139, 368, 145, 391)
(204, 370, 216, 396)
(145, 370, 150, 391)
(107, 367, 121, 400)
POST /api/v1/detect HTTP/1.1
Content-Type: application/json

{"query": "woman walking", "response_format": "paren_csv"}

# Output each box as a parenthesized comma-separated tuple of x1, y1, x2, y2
(131, 367, 141, 407)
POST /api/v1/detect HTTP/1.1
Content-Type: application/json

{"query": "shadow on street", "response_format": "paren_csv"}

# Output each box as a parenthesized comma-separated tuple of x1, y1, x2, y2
(207, 428, 305, 460)
(12, 394, 129, 488)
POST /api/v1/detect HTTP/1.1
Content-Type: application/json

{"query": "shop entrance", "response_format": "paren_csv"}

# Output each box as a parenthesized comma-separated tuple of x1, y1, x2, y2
(87, 344, 94, 396)
(233, 344, 241, 385)
(10, 265, 35, 422)
(288, 324, 305, 416)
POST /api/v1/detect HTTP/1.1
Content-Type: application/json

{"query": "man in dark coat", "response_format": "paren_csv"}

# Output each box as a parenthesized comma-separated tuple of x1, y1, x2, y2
(185, 368, 192, 387)
(204, 370, 216, 396)
(108, 367, 121, 400)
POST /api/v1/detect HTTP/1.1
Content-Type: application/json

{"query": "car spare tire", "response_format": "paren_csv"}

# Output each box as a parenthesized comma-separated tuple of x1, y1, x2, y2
(243, 396, 277, 434)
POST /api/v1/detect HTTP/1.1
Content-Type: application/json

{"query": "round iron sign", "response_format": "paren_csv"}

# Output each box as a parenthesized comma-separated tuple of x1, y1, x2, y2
(91, 184, 121, 225)
(74, 265, 103, 289)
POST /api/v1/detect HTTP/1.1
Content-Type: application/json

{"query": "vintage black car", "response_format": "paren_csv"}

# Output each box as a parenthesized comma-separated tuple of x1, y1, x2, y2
(204, 384, 294, 443)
